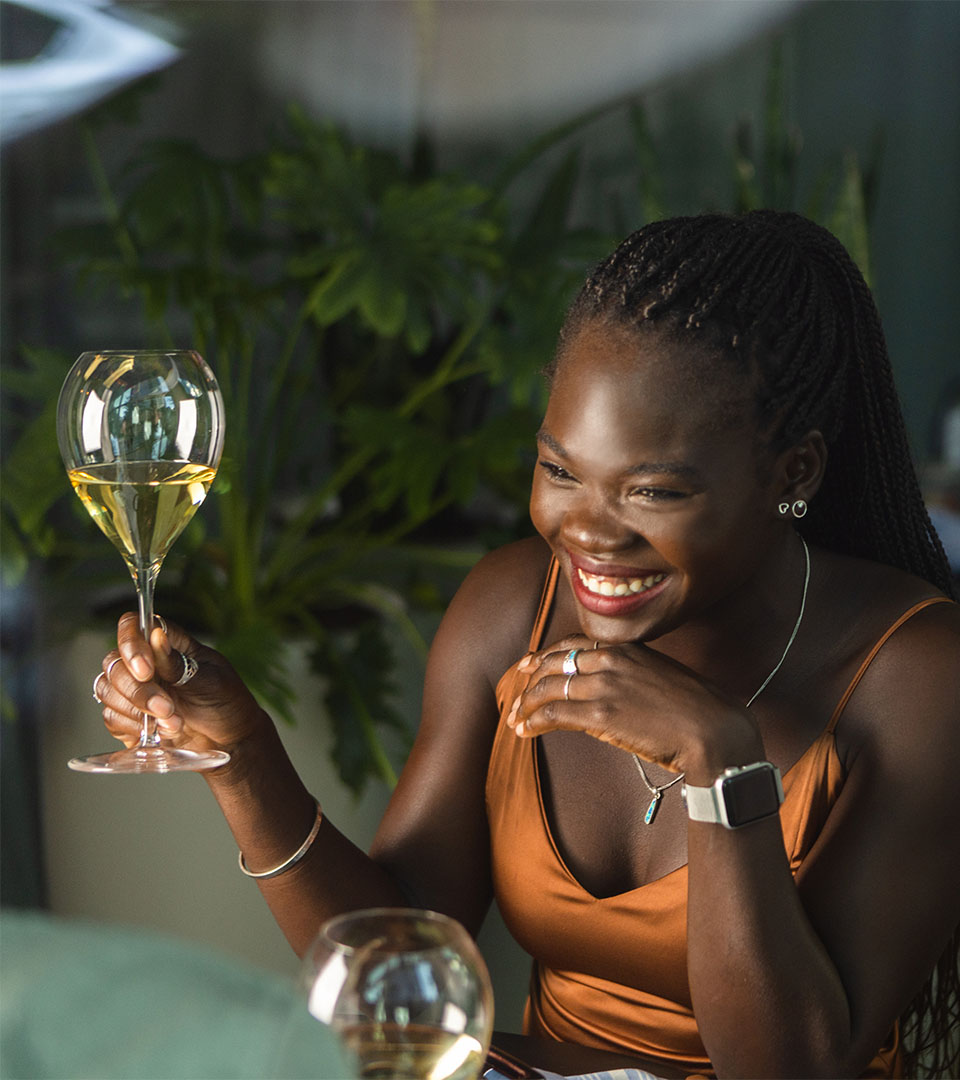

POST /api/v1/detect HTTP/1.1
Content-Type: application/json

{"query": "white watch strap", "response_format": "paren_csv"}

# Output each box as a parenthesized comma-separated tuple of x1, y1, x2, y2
(682, 781, 722, 823)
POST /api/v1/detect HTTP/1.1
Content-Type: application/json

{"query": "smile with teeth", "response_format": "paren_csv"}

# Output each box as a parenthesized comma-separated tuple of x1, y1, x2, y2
(576, 568, 666, 597)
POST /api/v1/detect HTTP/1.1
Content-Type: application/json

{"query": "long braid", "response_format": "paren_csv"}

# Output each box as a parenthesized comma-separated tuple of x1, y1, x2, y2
(555, 211, 959, 1076)
(557, 210, 955, 598)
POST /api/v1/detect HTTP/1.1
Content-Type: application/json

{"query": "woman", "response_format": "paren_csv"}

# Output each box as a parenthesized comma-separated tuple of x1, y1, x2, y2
(95, 211, 960, 1078)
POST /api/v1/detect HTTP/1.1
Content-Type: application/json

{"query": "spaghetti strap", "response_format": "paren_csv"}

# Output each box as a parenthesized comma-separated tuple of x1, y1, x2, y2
(827, 596, 953, 733)
(528, 556, 561, 653)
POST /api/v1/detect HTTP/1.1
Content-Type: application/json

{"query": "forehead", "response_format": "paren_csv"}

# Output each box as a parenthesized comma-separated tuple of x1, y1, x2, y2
(549, 319, 755, 440)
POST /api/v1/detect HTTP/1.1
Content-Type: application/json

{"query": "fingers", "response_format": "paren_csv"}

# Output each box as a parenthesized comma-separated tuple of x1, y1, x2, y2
(96, 641, 183, 745)
(116, 611, 155, 681)
(517, 634, 599, 676)
(150, 619, 206, 695)
(113, 610, 196, 687)
(508, 639, 612, 737)
(507, 674, 597, 737)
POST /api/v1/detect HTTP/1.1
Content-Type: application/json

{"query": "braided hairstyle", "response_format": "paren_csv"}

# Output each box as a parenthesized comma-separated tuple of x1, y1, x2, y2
(555, 210, 959, 1075)
(556, 210, 954, 597)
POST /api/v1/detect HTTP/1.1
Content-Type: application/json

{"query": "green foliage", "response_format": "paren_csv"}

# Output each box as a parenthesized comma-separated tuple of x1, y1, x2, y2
(731, 41, 878, 284)
(1, 46, 875, 793)
(2, 105, 610, 793)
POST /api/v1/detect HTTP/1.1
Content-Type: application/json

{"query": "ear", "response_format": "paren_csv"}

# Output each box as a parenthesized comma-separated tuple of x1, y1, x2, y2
(773, 430, 827, 510)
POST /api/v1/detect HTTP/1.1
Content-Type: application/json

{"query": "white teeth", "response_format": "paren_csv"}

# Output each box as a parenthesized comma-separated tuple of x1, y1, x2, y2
(577, 569, 666, 597)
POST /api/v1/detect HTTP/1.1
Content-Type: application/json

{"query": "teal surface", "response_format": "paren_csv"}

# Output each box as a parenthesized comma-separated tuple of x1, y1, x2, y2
(0, 910, 350, 1079)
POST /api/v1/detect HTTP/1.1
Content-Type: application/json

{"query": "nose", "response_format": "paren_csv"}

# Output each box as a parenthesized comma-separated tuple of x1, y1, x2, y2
(561, 493, 637, 555)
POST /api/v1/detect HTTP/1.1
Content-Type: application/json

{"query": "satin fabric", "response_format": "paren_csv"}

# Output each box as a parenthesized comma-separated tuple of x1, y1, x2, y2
(486, 558, 948, 1078)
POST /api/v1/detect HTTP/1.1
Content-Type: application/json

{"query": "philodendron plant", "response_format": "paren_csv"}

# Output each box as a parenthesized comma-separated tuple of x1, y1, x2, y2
(1, 46, 874, 792)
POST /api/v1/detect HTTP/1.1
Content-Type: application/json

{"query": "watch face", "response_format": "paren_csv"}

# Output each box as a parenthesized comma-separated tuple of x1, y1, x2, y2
(721, 765, 782, 827)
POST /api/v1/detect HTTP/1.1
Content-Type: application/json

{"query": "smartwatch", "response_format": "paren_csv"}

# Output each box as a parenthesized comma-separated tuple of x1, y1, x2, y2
(682, 762, 784, 829)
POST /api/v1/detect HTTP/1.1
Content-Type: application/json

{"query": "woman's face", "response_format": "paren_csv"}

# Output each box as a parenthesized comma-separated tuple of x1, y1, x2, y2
(530, 318, 783, 643)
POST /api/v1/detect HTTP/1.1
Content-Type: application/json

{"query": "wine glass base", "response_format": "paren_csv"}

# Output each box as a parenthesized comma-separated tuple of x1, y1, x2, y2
(67, 746, 230, 774)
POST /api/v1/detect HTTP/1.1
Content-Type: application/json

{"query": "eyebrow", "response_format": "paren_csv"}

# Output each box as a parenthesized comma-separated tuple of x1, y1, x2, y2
(536, 427, 704, 481)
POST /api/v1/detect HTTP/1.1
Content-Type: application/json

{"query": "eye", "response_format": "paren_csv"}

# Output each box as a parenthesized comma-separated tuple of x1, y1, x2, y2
(538, 460, 577, 483)
(629, 486, 687, 502)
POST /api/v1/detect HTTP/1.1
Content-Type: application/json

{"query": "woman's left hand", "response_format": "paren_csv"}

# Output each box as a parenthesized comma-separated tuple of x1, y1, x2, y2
(505, 634, 763, 782)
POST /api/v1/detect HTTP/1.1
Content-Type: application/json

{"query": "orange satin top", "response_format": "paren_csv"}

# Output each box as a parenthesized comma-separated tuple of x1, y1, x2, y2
(486, 557, 950, 1078)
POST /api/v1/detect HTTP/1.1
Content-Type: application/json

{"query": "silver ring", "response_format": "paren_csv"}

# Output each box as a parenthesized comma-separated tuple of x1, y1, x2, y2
(93, 657, 124, 702)
(92, 672, 108, 703)
(154, 615, 168, 635)
(172, 651, 198, 686)
(563, 673, 575, 701)
(562, 648, 582, 676)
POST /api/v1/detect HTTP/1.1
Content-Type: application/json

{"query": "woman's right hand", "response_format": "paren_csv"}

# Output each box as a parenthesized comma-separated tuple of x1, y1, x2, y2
(96, 613, 268, 756)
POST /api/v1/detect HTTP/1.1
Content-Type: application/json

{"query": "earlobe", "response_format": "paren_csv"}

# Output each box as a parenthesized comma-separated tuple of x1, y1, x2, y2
(778, 499, 808, 520)
(775, 430, 827, 514)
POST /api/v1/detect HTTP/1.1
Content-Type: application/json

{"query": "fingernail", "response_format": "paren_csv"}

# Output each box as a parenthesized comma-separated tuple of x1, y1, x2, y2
(158, 716, 182, 735)
(517, 654, 534, 672)
(131, 656, 151, 680)
(147, 695, 173, 718)
(515, 721, 526, 737)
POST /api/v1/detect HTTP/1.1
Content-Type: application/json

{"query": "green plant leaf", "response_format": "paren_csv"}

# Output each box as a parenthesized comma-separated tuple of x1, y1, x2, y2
(828, 154, 872, 286)
(215, 618, 298, 726)
(320, 625, 410, 793)
(628, 103, 666, 223)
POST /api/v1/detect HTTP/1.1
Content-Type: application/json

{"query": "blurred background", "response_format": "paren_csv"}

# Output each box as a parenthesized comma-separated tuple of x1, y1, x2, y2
(2, 0, 959, 1036)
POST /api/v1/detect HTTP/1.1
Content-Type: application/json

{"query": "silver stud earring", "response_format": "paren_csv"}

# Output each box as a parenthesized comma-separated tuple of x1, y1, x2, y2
(791, 499, 808, 519)
(778, 502, 791, 517)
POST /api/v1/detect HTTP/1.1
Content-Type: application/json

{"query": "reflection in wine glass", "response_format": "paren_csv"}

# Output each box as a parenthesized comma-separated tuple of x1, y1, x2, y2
(57, 350, 227, 773)
(299, 908, 494, 1080)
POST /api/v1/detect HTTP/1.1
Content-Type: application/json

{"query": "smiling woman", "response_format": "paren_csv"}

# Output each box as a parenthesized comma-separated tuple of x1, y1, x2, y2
(92, 211, 959, 1079)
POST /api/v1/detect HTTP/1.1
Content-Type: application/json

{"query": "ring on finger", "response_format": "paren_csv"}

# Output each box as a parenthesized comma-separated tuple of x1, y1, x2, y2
(154, 614, 168, 636)
(172, 651, 198, 686)
(562, 648, 582, 676)
(563, 673, 575, 701)
(93, 656, 124, 703)
(92, 672, 108, 703)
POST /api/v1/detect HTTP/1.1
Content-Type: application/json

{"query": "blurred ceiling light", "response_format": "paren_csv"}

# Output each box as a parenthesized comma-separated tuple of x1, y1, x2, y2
(0, 0, 179, 143)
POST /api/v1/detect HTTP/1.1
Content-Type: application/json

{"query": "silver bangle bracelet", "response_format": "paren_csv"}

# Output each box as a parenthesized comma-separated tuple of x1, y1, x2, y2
(238, 800, 323, 880)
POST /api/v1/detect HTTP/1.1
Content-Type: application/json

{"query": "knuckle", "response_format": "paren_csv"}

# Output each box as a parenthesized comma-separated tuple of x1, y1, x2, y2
(542, 699, 564, 725)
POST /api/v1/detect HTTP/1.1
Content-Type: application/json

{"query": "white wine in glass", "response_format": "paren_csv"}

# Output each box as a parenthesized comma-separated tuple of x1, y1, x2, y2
(58, 349, 228, 773)
(299, 908, 494, 1080)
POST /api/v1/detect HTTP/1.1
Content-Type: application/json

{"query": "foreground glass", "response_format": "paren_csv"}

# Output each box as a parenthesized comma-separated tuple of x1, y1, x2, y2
(57, 349, 228, 773)
(299, 908, 494, 1080)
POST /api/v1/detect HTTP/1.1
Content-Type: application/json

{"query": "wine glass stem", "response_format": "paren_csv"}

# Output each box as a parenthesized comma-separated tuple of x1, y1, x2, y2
(134, 565, 161, 749)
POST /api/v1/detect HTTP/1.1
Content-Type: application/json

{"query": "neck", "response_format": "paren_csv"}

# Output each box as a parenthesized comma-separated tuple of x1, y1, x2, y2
(650, 530, 811, 704)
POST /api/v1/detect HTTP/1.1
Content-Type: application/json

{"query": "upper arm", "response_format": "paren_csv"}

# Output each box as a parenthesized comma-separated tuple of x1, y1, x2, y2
(794, 601, 960, 1064)
(368, 538, 550, 935)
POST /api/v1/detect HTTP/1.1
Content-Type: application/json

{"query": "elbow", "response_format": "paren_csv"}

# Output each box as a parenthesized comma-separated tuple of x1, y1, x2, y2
(703, 1002, 858, 1079)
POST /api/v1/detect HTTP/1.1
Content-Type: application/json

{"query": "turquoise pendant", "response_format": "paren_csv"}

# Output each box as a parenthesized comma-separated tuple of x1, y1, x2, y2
(644, 792, 661, 825)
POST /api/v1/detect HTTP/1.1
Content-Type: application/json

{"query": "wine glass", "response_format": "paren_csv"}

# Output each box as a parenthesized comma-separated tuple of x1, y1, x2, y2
(298, 908, 494, 1080)
(57, 349, 228, 774)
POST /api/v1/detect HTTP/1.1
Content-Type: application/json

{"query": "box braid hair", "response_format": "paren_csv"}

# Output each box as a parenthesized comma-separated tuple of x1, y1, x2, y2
(554, 210, 959, 1075)
(555, 209, 954, 599)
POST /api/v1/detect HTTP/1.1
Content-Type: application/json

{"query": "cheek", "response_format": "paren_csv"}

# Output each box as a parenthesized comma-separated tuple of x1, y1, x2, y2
(528, 476, 556, 540)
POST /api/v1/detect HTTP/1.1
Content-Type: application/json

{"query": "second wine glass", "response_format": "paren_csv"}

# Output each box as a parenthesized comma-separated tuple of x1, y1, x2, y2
(300, 908, 494, 1080)
(58, 349, 228, 773)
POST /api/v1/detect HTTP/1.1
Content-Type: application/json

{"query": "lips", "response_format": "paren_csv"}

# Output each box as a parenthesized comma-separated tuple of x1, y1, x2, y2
(567, 554, 669, 616)
(577, 567, 666, 597)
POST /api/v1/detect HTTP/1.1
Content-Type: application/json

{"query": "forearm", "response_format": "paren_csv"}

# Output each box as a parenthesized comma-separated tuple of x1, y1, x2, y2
(205, 712, 408, 956)
(686, 817, 853, 1078)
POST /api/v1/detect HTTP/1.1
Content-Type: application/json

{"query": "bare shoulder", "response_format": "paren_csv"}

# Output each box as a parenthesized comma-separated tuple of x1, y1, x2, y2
(430, 535, 555, 692)
(814, 548, 959, 764)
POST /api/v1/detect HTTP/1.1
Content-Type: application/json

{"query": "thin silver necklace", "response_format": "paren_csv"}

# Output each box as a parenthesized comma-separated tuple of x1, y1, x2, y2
(634, 536, 811, 824)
